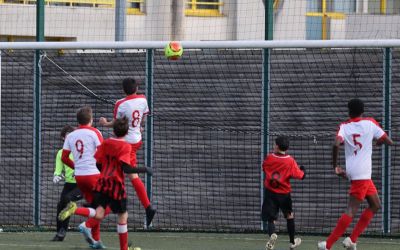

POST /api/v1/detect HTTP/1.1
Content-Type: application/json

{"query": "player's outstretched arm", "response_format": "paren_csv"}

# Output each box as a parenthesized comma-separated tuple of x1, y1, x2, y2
(121, 163, 153, 176)
(99, 117, 114, 128)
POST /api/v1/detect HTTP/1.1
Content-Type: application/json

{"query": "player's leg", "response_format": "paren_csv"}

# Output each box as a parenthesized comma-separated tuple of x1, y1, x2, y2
(280, 193, 301, 249)
(53, 183, 75, 241)
(347, 181, 380, 247)
(59, 185, 83, 237)
(117, 212, 129, 250)
(321, 195, 361, 250)
(74, 176, 106, 246)
(128, 142, 156, 227)
(115, 198, 129, 250)
(262, 189, 279, 250)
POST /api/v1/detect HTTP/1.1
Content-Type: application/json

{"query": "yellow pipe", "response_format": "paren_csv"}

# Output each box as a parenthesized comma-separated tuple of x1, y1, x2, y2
(381, 0, 387, 14)
(322, 0, 327, 40)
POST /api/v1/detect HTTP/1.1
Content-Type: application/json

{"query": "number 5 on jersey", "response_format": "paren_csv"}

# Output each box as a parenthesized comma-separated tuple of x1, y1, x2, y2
(352, 134, 362, 155)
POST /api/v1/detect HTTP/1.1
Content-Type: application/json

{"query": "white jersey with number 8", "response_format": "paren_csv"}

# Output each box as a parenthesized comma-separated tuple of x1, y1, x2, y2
(63, 125, 103, 176)
(114, 94, 149, 144)
(336, 117, 387, 180)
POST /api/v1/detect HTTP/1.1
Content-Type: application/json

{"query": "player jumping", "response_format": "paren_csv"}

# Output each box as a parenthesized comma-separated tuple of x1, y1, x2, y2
(262, 135, 305, 250)
(99, 78, 156, 227)
(318, 98, 393, 250)
(61, 106, 108, 249)
(59, 117, 152, 250)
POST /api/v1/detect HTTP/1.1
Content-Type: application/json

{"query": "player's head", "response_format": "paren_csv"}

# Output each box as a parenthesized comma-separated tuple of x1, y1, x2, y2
(275, 135, 290, 152)
(60, 125, 74, 140)
(113, 116, 129, 137)
(348, 98, 364, 118)
(122, 78, 139, 95)
(76, 106, 93, 126)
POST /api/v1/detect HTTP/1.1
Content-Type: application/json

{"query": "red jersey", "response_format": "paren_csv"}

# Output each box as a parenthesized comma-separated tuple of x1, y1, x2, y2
(263, 153, 304, 194)
(94, 138, 132, 200)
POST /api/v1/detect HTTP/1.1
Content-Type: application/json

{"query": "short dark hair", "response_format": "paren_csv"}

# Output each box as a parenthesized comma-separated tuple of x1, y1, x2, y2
(60, 125, 74, 138)
(122, 78, 139, 95)
(275, 135, 290, 151)
(348, 98, 364, 118)
(113, 117, 129, 137)
(77, 106, 93, 125)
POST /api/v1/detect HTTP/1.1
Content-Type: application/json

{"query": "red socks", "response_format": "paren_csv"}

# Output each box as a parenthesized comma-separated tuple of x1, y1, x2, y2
(117, 224, 128, 250)
(75, 207, 96, 217)
(85, 207, 112, 241)
(350, 208, 374, 243)
(326, 213, 353, 249)
(131, 178, 151, 208)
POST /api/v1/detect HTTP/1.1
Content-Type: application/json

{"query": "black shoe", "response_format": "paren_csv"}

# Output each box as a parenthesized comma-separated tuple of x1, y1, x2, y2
(51, 234, 65, 242)
(51, 228, 66, 241)
(145, 205, 156, 227)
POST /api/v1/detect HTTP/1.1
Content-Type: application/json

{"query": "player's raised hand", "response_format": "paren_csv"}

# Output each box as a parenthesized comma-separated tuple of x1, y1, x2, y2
(335, 166, 347, 179)
(99, 117, 108, 126)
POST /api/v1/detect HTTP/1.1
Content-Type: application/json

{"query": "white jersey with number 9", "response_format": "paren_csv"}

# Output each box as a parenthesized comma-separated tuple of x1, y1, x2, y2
(63, 125, 103, 176)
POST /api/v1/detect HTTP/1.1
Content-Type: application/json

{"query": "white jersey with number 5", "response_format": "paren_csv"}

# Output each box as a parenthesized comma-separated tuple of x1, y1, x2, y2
(63, 125, 103, 176)
(114, 94, 149, 144)
(336, 117, 387, 180)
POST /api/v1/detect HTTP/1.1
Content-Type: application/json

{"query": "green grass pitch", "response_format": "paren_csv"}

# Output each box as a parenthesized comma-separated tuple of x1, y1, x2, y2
(0, 231, 399, 250)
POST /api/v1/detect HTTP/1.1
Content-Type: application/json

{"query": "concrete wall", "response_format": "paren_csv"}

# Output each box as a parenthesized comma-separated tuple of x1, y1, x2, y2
(274, 0, 307, 40)
(0, 0, 307, 41)
(346, 14, 400, 39)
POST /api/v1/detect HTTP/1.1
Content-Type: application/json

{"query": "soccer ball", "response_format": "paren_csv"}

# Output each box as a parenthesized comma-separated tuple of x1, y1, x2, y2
(164, 41, 183, 60)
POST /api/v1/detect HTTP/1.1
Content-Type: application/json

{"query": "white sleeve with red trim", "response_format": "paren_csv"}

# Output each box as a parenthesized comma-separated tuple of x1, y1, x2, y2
(336, 124, 345, 143)
(63, 135, 71, 150)
(93, 128, 103, 146)
(372, 120, 386, 140)
(143, 99, 149, 114)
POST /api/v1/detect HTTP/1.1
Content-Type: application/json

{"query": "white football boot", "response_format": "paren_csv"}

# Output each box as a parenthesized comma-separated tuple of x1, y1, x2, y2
(290, 238, 302, 249)
(265, 233, 278, 250)
(342, 237, 357, 250)
(317, 241, 328, 250)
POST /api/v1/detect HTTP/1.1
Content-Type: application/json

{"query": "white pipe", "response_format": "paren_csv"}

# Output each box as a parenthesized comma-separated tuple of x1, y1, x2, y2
(1, 40, 400, 50)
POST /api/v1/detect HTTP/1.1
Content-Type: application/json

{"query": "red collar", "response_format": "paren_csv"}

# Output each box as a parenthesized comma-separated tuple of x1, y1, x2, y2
(78, 125, 92, 129)
(348, 117, 362, 122)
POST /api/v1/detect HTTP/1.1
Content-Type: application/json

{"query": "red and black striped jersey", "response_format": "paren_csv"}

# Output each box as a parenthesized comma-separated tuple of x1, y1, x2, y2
(94, 138, 131, 200)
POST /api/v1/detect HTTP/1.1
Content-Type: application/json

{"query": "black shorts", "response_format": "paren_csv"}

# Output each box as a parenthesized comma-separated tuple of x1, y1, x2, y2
(262, 188, 293, 221)
(92, 192, 127, 214)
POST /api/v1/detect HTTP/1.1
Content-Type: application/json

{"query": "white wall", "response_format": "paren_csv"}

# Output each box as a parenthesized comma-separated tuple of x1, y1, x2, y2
(346, 14, 400, 39)
(274, 0, 306, 40)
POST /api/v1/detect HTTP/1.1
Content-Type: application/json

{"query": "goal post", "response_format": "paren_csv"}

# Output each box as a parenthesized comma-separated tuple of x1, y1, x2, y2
(0, 40, 399, 234)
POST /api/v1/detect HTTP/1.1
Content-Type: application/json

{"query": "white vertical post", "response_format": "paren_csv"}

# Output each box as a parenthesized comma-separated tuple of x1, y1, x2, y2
(0, 50, 2, 157)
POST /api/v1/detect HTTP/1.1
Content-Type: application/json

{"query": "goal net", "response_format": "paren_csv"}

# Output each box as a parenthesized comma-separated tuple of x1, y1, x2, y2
(1, 41, 400, 234)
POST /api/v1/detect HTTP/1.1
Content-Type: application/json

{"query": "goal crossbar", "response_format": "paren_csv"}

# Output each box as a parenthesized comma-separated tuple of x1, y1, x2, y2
(1, 40, 400, 50)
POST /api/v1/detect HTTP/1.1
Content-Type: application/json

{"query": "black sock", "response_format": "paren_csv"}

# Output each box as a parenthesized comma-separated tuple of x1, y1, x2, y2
(268, 221, 275, 236)
(287, 218, 295, 244)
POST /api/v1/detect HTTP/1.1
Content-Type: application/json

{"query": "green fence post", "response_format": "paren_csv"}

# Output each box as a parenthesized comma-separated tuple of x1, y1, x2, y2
(33, 0, 44, 228)
(261, 0, 273, 230)
(382, 47, 392, 234)
(145, 49, 154, 227)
